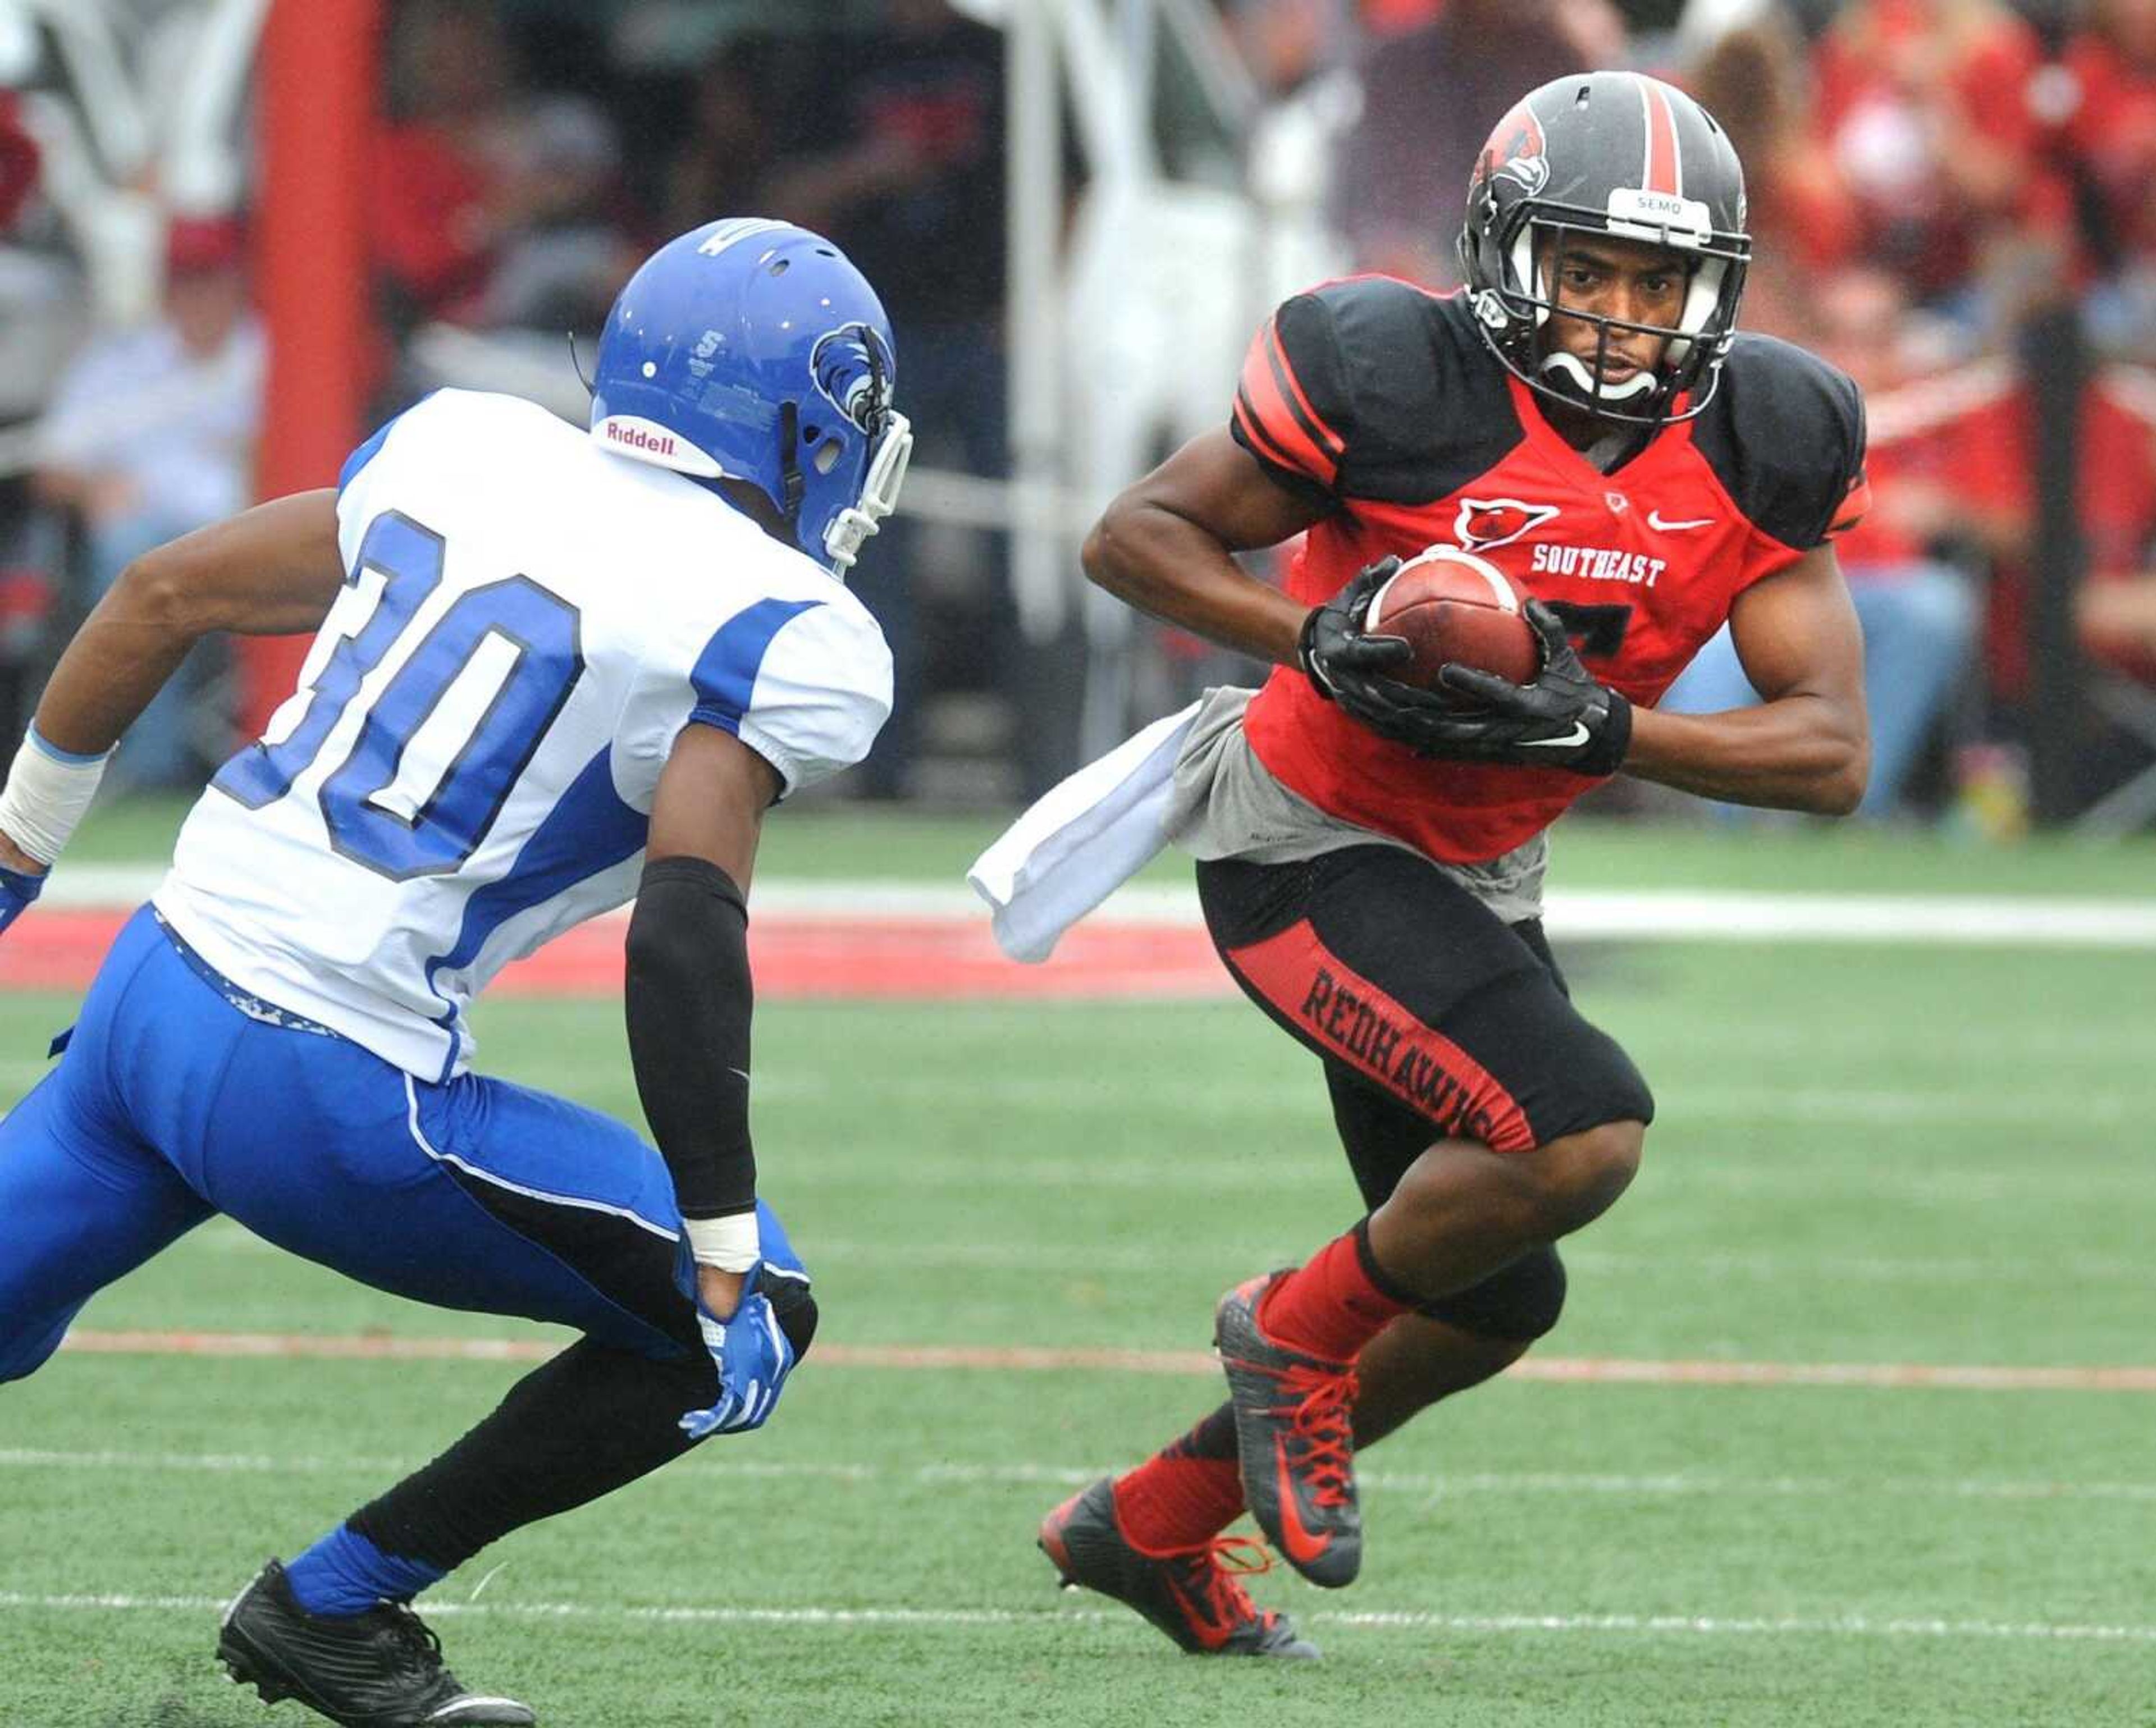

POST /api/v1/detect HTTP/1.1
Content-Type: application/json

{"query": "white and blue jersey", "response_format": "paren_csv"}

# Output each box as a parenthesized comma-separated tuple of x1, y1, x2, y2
(153, 389, 892, 1081)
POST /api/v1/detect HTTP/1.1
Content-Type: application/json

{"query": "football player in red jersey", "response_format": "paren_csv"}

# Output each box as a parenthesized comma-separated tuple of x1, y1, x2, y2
(1034, 70, 1871, 1656)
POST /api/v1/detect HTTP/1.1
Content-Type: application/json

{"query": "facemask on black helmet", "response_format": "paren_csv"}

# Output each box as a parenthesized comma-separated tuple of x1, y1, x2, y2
(1456, 72, 1752, 427)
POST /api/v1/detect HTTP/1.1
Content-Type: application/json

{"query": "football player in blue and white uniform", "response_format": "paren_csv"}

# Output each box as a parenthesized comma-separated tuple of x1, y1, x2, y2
(0, 218, 911, 1728)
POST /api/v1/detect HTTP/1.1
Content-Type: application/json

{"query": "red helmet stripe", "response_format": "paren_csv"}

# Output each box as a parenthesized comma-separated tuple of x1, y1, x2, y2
(1641, 80, 1680, 198)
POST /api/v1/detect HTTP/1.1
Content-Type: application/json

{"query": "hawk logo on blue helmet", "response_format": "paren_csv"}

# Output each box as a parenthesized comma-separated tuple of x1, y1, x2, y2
(810, 326, 895, 437)
(588, 218, 912, 575)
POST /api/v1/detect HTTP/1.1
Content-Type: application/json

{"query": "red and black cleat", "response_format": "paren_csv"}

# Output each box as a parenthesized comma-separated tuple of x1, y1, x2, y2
(1213, 1272, 1362, 1588)
(1038, 1478, 1319, 1659)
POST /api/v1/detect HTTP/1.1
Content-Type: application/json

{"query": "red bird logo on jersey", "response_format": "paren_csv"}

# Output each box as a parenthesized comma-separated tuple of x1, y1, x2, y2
(1455, 497, 1561, 552)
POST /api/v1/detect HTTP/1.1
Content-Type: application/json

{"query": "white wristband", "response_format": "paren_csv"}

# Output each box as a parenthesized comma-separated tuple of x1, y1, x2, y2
(0, 728, 110, 868)
(684, 1210, 760, 1273)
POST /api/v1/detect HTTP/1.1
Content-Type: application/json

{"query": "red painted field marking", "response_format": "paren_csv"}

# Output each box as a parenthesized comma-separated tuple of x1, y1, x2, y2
(56, 1329, 2156, 1391)
(0, 910, 1230, 1001)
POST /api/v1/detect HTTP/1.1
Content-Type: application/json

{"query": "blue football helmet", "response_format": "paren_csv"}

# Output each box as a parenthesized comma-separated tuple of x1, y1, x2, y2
(589, 218, 912, 577)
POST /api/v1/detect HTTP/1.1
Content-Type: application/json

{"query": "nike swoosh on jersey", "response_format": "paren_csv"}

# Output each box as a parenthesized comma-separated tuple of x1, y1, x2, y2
(1647, 510, 1715, 531)
(1271, 1439, 1335, 1566)
(1520, 723, 1593, 749)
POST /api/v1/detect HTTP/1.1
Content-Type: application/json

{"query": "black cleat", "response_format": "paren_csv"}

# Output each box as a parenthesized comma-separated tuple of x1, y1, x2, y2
(1039, 1477, 1320, 1659)
(217, 1560, 535, 1727)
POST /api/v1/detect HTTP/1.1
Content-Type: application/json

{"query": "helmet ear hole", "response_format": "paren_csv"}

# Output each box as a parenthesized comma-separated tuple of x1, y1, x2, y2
(812, 437, 844, 476)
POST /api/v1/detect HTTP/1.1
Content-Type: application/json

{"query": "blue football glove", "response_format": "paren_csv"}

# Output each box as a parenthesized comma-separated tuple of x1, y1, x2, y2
(673, 1199, 811, 1438)
(0, 861, 43, 938)
(752, 1195, 807, 1283)
(677, 1256, 799, 1439)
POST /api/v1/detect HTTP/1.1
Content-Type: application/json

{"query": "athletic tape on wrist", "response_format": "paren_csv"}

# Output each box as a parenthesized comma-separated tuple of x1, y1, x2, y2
(684, 1210, 761, 1273)
(0, 728, 110, 867)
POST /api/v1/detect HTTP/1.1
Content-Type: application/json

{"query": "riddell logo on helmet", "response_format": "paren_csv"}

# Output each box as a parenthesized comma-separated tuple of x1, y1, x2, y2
(605, 421, 677, 456)
(591, 415, 725, 478)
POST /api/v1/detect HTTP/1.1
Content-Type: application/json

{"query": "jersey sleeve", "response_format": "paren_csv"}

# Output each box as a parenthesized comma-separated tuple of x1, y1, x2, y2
(1816, 381, 1871, 548)
(1701, 336, 1871, 586)
(1230, 290, 1354, 505)
(695, 594, 894, 794)
(333, 394, 445, 570)
(616, 589, 894, 807)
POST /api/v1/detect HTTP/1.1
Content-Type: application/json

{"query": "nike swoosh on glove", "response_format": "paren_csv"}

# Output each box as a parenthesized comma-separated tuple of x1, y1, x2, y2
(1401, 599, 1632, 776)
(0, 860, 43, 938)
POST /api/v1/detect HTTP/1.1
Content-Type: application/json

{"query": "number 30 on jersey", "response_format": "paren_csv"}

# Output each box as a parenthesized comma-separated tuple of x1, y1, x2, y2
(214, 511, 584, 880)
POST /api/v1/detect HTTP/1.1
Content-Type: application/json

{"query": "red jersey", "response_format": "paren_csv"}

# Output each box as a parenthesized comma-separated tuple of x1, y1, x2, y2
(1232, 279, 1867, 864)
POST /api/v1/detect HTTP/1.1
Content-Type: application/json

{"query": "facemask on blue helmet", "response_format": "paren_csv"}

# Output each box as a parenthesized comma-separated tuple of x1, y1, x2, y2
(588, 218, 913, 577)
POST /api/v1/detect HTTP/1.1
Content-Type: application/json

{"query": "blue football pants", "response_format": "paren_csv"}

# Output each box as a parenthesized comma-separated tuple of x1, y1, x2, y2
(0, 905, 793, 1382)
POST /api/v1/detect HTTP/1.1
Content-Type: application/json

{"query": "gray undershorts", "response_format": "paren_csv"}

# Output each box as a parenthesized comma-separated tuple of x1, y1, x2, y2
(1161, 686, 1548, 927)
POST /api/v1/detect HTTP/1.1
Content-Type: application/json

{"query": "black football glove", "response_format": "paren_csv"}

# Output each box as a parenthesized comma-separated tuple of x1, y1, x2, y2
(1296, 556, 1445, 747)
(1403, 599, 1632, 776)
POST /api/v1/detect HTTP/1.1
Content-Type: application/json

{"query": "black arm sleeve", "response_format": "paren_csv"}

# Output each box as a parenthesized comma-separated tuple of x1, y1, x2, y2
(624, 854, 754, 1220)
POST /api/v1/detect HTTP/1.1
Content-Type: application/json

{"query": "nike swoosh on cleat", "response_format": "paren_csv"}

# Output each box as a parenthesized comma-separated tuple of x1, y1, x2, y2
(1163, 1574, 1233, 1646)
(1520, 723, 1592, 749)
(1269, 1439, 1333, 1567)
(1647, 510, 1715, 531)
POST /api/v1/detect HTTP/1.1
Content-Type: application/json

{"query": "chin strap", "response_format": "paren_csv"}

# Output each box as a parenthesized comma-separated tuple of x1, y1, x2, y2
(1537, 349, 1660, 404)
(860, 323, 890, 437)
(776, 401, 806, 526)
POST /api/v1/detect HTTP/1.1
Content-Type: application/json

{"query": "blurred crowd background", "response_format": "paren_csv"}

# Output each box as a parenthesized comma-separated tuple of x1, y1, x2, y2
(6, 0, 2156, 834)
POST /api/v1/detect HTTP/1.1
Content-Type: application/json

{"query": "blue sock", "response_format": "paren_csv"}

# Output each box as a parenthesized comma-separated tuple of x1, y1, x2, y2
(284, 1524, 447, 1616)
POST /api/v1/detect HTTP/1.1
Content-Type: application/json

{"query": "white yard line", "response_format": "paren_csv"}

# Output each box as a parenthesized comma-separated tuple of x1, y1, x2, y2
(739, 1072, 2154, 1119)
(36, 869, 2156, 947)
(6, 1447, 2155, 1507)
(50, 1329, 2156, 1390)
(166, 1221, 2156, 1287)
(1, 1589, 2150, 1644)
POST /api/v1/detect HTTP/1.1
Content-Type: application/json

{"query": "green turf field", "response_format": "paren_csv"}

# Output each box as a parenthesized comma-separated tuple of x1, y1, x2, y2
(4, 812, 2154, 1725)
(58, 790, 2156, 897)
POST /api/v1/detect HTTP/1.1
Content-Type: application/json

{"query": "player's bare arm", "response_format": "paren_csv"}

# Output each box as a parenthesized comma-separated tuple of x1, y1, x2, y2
(1082, 429, 1327, 665)
(0, 489, 345, 879)
(3, 220, 875, 1725)
(1625, 543, 1871, 815)
(627, 720, 783, 1323)
(38, 489, 345, 759)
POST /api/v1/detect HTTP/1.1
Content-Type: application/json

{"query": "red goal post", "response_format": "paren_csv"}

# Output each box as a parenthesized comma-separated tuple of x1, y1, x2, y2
(244, 0, 380, 735)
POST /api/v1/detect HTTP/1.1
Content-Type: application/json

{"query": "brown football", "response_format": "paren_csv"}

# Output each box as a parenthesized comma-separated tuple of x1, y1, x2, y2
(1365, 548, 1538, 701)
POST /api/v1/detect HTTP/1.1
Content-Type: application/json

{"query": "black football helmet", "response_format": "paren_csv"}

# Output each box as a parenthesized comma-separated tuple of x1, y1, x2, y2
(1458, 71, 1750, 426)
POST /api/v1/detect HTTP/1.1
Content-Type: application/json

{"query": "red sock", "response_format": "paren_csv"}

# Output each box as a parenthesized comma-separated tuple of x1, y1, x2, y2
(1111, 1412, 1245, 1553)
(1255, 1220, 1415, 1363)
